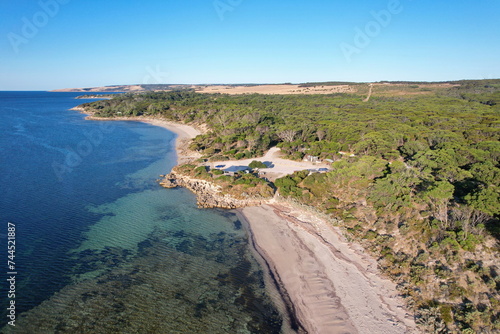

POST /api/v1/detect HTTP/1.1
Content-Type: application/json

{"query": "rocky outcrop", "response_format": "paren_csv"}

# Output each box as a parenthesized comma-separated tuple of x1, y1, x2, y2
(70, 106, 87, 112)
(160, 172, 269, 209)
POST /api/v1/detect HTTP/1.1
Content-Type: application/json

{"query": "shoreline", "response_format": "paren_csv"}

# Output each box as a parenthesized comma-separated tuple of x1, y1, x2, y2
(77, 109, 418, 333)
(237, 210, 306, 334)
(76, 111, 305, 331)
(74, 108, 203, 164)
(238, 203, 418, 334)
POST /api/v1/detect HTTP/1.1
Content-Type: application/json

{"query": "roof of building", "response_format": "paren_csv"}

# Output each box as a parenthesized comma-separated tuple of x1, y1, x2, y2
(224, 166, 250, 173)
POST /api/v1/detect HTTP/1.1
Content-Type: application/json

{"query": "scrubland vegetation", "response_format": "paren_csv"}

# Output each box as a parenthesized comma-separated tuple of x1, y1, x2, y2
(80, 80, 500, 333)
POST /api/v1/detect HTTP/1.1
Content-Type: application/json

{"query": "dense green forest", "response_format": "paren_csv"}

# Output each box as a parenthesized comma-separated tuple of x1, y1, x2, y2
(80, 80, 500, 333)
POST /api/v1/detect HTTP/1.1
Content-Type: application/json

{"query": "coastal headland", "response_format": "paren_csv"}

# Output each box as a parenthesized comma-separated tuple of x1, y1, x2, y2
(75, 105, 419, 333)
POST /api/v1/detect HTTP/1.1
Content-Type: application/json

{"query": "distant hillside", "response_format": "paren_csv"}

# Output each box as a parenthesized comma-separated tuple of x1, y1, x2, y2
(52, 80, 500, 96)
(52, 83, 266, 92)
(51, 84, 179, 92)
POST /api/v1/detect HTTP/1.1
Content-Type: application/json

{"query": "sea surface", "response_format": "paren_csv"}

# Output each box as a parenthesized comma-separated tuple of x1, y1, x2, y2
(0, 92, 288, 333)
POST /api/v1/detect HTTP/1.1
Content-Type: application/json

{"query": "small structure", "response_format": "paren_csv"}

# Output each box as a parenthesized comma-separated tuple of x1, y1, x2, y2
(324, 159, 334, 163)
(215, 165, 226, 169)
(307, 168, 330, 175)
(303, 155, 320, 163)
(338, 151, 356, 157)
(223, 166, 250, 176)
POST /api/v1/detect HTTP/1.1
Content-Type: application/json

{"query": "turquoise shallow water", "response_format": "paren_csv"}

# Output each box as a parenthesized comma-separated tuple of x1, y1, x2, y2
(0, 92, 289, 333)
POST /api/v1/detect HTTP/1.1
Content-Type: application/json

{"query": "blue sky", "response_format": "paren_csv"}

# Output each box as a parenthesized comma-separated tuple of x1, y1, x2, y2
(1, 0, 499, 90)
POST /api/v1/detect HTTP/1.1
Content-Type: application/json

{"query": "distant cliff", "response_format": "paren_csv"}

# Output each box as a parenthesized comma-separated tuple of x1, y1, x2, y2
(51, 84, 190, 92)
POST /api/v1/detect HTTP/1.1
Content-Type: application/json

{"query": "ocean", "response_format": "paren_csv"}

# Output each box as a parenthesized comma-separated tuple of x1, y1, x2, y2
(0, 92, 287, 333)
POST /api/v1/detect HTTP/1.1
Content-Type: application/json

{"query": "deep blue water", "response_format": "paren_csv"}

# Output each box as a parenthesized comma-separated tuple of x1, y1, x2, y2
(0, 92, 287, 333)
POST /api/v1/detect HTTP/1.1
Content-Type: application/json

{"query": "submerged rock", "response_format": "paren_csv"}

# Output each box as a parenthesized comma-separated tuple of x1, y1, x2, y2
(159, 176, 178, 188)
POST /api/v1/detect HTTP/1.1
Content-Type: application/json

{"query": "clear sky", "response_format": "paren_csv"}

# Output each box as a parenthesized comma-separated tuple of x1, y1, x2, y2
(1, 0, 499, 90)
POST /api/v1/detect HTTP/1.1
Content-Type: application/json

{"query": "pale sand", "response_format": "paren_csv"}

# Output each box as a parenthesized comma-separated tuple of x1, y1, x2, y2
(238, 204, 418, 334)
(196, 84, 354, 95)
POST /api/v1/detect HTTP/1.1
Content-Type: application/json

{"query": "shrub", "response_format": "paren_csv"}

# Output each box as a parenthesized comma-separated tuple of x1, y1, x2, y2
(194, 166, 208, 173)
(458, 232, 482, 252)
(216, 175, 233, 182)
(194, 166, 210, 178)
(441, 233, 461, 251)
(364, 230, 378, 240)
(439, 304, 453, 324)
(177, 164, 196, 173)
(208, 155, 229, 162)
(204, 147, 216, 155)
(249, 160, 267, 169)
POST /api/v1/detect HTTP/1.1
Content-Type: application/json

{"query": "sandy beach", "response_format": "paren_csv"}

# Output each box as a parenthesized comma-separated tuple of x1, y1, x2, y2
(239, 204, 418, 334)
(81, 113, 418, 333)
